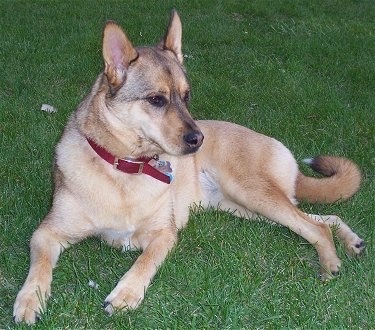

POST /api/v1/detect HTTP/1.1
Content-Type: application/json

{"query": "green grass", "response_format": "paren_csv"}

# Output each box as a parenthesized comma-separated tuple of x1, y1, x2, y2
(1, 0, 374, 328)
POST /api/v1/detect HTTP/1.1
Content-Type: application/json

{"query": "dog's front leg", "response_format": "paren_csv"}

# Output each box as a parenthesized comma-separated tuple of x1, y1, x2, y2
(13, 222, 72, 325)
(103, 226, 177, 315)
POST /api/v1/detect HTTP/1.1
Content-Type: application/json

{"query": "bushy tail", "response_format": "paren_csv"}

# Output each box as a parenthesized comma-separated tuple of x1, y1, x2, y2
(296, 156, 361, 203)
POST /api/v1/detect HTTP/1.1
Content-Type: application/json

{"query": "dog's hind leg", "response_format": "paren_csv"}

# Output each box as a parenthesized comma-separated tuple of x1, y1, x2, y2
(103, 224, 177, 314)
(306, 214, 365, 256)
(223, 182, 342, 280)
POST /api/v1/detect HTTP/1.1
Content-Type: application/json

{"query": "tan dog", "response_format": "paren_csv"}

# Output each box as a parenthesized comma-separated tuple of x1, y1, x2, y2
(13, 10, 364, 324)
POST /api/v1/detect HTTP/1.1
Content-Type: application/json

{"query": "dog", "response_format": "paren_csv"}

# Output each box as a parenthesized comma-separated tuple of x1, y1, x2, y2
(13, 10, 365, 324)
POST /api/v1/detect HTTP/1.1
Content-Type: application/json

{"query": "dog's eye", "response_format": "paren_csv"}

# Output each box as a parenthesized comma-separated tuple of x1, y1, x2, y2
(147, 95, 166, 108)
(183, 91, 190, 104)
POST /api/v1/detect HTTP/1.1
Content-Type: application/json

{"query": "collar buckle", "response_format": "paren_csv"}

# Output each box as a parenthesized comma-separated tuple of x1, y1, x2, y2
(114, 157, 146, 174)
(113, 157, 119, 170)
(123, 158, 145, 174)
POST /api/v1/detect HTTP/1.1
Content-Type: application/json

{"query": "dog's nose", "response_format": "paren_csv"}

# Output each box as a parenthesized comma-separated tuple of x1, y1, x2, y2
(183, 130, 204, 149)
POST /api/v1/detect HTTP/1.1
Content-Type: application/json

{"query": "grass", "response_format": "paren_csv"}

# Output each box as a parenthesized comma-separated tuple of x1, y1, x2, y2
(1, 0, 374, 328)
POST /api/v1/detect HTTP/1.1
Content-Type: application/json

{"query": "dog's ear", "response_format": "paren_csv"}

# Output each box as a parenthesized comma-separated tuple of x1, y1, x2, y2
(103, 21, 138, 89)
(159, 10, 183, 64)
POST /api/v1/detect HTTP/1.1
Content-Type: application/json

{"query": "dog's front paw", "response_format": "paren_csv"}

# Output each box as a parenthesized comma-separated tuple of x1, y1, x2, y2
(319, 254, 342, 281)
(346, 234, 365, 256)
(103, 283, 144, 315)
(13, 286, 48, 325)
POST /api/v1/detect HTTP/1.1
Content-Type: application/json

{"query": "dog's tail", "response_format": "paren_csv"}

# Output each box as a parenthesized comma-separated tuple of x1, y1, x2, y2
(295, 156, 361, 203)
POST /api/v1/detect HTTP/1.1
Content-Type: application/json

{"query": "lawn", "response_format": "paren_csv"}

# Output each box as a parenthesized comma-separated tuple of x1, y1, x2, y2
(1, 0, 374, 328)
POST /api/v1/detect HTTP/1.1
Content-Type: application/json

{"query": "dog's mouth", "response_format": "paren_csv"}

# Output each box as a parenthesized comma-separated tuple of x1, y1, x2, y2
(135, 135, 165, 157)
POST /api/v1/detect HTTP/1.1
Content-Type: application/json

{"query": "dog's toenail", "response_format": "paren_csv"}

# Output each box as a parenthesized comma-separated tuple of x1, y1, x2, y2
(12, 316, 16, 323)
(332, 271, 339, 276)
(355, 241, 365, 248)
(102, 301, 110, 309)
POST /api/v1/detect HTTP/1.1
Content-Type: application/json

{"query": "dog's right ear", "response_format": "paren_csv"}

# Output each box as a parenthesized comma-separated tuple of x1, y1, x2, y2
(103, 21, 138, 90)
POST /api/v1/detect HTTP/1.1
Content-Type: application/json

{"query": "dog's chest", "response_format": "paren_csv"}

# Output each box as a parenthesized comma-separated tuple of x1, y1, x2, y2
(100, 228, 136, 251)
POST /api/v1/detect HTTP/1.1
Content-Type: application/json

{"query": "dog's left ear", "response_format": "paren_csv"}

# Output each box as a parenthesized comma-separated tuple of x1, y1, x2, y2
(159, 10, 183, 64)
(103, 21, 138, 90)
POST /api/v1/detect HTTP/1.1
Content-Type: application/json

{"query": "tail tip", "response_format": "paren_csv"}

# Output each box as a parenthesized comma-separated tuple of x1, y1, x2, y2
(302, 157, 314, 165)
(302, 156, 335, 176)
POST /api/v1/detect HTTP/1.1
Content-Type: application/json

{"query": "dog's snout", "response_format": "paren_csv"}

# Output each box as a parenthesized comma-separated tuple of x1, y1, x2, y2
(183, 130, 204, 150)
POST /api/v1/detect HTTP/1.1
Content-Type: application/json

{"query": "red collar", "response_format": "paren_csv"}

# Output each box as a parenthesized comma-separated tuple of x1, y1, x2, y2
(86, 138, 171, 184)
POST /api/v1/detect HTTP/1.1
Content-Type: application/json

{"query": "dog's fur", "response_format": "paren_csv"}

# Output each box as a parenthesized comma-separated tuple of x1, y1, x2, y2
(13, 11, 364, 324)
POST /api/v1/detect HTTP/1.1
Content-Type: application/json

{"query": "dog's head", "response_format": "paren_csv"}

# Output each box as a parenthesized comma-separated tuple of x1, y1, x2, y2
(95, 10, 203, 158)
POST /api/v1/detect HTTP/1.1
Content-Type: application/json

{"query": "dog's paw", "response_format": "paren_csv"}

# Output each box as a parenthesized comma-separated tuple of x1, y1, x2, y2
(345, 234, 365, 256)
(13, 288, 46, 325)
(319, 256, 342, 282)
(103, 284, 144, 315)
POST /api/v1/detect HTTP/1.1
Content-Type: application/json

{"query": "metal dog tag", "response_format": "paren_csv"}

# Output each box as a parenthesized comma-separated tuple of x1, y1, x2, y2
(149, 159, 173, 181)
